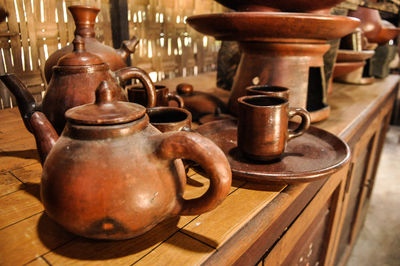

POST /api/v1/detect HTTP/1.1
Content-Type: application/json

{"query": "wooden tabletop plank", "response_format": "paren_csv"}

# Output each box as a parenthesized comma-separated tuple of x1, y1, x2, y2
(0, 185, 43, 229)
(25, 257, 51, 266)
(0, 212, 74, 266)
(134, 232, 214, 265)
(43, 217, 184, 265)
(10, 163, 42, 184)
(0, 171, 23, 197)
(178, 183, 285, 247)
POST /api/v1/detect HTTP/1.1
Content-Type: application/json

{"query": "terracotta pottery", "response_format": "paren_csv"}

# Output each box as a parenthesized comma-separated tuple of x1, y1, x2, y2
(237, 95, 310, 161)
(336, 50, 375, 62)
(196, 119, 350, 184)
(0, 36, 156, 135)
(147, 107, 192, 132)
(176, 83, 228, 121)
(128, 85, 184, 108)
(44, 5, 139, 83)
(246, 85, 289, 99)
(30, 81, 231, 240)
(348, 7, 383, 43)
(214, 0, 346, 12)
(333, 61, 366, 79)
(187, 13, 359, 120)
(372, 20, 400, 45)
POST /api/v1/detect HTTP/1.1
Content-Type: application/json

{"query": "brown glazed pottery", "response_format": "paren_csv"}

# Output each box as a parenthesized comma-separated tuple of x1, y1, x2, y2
(44, 5, 139, 83)
(214, 0, 345, 12)
(372, 20, 400, 45)
(30, 81, 231, 240)
(196, 119, 350, 184)
(128, 85, 184, 108)
(336, 50, 375, 62)
(176, 83, 228, 121)
(246, 85, 289, 99)
(147, 107, 192, 132)
(0, 36, 156, 135)
(237, 95, 311, 161)
(332, 61, 366, 79)
(187, 13, 359, 117)
(348, 7, 382, 43)
(187, 13, 360, 43)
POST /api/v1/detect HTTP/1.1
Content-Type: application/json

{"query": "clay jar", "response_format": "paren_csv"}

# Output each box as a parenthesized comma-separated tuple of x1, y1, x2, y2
(237, 95, 310, 161)
(147, 107, 192, 132)
(128, 85, 184, 108)
(44, 5, 139, 83)
(246, 85, 289, 100)
(34, 81, 232, 240)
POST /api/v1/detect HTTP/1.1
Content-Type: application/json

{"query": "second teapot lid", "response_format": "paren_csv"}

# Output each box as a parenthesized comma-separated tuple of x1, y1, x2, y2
(66, 81, 146, 125)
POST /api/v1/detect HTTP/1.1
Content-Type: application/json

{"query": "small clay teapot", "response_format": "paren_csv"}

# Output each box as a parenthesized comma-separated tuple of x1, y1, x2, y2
(0, 36, 156, 135)
(44, 5, 139, 83)
(32, 81, 231, 240)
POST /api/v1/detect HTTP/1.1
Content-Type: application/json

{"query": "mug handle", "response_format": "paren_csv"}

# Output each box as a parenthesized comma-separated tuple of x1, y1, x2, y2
(114, 67, 156, 107)
(156, 131, 232, 215)
(167, 93, 184, 108)
(288, 107, 311, 140)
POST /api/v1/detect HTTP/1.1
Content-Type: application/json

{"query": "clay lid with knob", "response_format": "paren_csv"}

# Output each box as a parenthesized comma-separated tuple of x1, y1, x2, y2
(66, 81, 146, 125)
(57, 35, 104, 66)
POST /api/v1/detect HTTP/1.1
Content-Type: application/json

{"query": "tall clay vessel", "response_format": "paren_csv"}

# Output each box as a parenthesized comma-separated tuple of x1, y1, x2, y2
(44, 5, 139, 83)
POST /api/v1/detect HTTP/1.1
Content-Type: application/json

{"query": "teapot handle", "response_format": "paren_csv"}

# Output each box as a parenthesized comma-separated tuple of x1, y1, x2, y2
(114, 67, 156, 107)
(157, 131, 232, 215)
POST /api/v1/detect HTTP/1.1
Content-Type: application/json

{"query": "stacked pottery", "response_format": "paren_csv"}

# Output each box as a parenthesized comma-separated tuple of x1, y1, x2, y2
(348, 7, 400, 78)
(44, 5, 140, 83)
(187, 0, 360, 122)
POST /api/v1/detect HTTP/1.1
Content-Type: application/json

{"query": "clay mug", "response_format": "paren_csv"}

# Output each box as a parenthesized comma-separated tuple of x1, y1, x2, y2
(246, 85, 289, 100)
(237, 95, 311, 161)
(147, 107, 192, 132)
(128, 85, 184, 108)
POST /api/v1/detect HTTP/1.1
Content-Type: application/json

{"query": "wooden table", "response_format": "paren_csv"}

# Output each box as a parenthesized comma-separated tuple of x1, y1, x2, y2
(0, 74, 398, 265)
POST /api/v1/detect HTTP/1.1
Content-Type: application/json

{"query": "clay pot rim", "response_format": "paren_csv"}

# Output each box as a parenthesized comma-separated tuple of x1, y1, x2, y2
(147, 106, 192, 125)
(238, 95, 288, 109)
(246, 85, 289, 92)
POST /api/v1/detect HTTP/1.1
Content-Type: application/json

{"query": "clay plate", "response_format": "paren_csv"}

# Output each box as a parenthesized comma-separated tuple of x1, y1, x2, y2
(196, 119, 350, 184)
(187, 13, 360, 43)
(333, 61, 366, 78)
(214, 0, 345, 12)
(336, 50, 375, 62)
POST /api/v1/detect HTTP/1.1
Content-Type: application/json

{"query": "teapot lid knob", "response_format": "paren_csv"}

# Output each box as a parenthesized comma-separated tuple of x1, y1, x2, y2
(65, 81, 146, 125)
(95, 81, 116, 104)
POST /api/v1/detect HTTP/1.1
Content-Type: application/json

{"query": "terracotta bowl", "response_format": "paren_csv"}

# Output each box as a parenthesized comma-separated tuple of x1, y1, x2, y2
(215, 0, 345, 12)
(336, 50, 375, 62)
(332, 61, 366, 78)
(371, 20, 400, 45)
(187, 12, 360, 42)
(348, 7, 382, 42)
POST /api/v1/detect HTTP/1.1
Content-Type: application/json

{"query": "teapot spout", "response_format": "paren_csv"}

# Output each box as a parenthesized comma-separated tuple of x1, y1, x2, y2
(116, 36, 140, 62)
(30, 112, 59, 165)
(0, 74, 39, 132)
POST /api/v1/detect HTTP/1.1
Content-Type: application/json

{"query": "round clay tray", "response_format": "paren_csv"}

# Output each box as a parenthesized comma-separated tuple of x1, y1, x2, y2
(333, 61, 366, 78)
(196, 119, 350, 184)
(371, 27, 400, 45)
(187, 13, 360, 43)
(214, 0, 345, 12)
(336, 50, 375, 62)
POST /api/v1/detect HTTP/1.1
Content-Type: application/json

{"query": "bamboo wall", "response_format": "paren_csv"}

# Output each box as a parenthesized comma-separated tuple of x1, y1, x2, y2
(0, 0, 223, 109)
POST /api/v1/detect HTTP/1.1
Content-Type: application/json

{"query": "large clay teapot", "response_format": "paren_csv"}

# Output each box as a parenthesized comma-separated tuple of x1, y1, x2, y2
(30, 81, 231, 240)
(44, 5, 139, 83)
(0, 36, 156, 135)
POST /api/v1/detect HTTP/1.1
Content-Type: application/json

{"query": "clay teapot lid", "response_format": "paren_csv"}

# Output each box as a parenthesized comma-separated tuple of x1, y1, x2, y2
(57, 35, 104, 66)
(66, 81, 146, 125)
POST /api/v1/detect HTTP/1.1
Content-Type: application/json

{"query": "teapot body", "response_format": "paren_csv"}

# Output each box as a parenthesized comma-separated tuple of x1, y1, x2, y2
(42, 65, 127, 134)
(41, 117, 186, 240)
